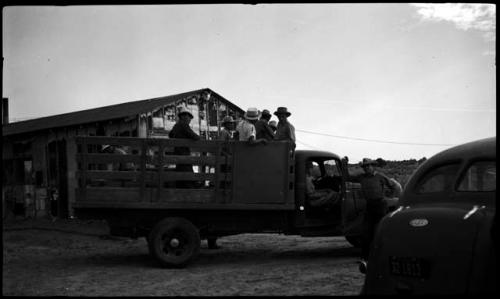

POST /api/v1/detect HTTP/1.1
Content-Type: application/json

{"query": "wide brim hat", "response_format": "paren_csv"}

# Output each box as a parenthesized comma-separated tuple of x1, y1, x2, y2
(261, 109, 272, 118)
(178, 106, 194, 119)
(244, 108, 260, 120)
(360, 158, 377, 167)
(273, 107, 291, 117)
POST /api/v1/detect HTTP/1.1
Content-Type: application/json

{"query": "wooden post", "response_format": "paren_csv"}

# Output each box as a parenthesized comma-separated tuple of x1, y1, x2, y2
(214, 141, 220, 202)
(157, 139, 164, 202)
(140, 139, 147, 202)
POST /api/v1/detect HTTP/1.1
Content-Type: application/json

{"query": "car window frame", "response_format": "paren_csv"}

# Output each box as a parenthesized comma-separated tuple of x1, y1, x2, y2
(413, 159, 462, 195)
(455, 158, 496, 193)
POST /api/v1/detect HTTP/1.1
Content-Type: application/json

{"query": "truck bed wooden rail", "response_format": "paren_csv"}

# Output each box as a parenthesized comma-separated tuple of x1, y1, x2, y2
(74, 136, 295, 210)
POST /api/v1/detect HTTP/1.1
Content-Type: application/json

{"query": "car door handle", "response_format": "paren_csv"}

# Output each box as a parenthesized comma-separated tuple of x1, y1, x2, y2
(463, 205, 486, 220)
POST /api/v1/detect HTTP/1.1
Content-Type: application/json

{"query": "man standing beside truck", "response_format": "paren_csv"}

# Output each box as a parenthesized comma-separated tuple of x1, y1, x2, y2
(343, 157, 400, 260)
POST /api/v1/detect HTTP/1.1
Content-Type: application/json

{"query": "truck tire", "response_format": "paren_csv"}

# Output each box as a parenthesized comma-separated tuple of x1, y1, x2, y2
(345, 235, 363, 248)
(148, 217, 201, 268)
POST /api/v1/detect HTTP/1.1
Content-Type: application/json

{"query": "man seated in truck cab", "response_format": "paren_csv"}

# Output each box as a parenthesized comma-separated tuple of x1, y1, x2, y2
(305, 161, 341, 210)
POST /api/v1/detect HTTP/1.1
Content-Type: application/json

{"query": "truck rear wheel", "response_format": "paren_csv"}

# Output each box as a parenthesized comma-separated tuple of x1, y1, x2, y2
(148, 217, 200, 268)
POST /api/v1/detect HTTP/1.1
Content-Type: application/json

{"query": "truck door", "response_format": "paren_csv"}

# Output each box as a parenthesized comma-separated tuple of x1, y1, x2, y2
(298, 158, 344, 232)
(339, 160, 366, 237)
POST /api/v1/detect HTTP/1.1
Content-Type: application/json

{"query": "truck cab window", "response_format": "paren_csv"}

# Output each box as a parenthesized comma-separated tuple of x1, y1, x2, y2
(324, 159, 341, 177)
(308, 159, 342, 192)
(310, 161, 321, 179)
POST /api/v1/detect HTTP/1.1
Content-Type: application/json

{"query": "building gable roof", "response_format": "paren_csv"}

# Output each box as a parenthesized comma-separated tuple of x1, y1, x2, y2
(3, 88, 243, 136)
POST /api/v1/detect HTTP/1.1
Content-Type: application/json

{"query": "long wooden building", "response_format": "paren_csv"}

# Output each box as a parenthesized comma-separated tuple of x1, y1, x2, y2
(2, 88, 244, 219)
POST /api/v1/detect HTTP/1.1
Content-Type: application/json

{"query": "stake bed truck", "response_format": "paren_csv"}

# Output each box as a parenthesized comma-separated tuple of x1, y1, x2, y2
(74, 136, 384, 267)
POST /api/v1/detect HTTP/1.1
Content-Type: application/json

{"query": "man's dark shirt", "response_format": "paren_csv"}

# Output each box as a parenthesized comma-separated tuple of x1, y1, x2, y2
(169, 122, 200, 155)
(350, 172, 394, 205)
(255, 119, 275, 141)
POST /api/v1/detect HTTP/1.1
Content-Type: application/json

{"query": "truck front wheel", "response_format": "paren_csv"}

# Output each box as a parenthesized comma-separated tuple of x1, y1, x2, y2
(148, 217, 201, 268)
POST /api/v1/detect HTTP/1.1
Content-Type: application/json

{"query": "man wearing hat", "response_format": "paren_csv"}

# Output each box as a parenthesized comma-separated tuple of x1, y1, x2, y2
(255, 109, 275, 141)
(169, 106, 200, 188)
(235, 108, 267, 144)
(268, 120, 277, 133)
(273, 107, 296, 150)
(343, 157, 400, 260)
(218, 116, 235, 141)
(305, 161, 341, 210)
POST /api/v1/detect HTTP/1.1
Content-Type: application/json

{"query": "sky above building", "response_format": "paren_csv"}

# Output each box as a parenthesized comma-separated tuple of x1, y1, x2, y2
(2, 3, 496, 163)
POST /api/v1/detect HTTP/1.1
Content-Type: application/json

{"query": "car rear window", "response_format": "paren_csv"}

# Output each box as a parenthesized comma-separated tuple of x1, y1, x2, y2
(457, 160, 496, 192)
(415, 163, 461, 194)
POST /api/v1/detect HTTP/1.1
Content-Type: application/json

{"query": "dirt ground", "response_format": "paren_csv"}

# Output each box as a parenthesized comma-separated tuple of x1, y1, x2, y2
(3, 217, 365, 296)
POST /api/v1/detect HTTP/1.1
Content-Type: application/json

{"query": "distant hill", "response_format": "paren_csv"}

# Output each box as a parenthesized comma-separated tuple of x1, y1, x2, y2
(347, 158, 426, 188)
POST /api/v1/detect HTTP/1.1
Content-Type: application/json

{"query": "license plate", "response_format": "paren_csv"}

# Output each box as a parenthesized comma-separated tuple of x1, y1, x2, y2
(389, 256, 429, 278)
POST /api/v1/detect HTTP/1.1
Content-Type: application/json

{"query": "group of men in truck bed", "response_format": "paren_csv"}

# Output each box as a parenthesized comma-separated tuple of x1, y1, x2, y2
(217, 106, 296, 149)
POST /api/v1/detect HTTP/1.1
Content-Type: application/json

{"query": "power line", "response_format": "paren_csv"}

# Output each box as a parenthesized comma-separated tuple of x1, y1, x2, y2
(305, 99, 496, 113)
(296, 140, 323, 150)
(296, 129, 456, 146)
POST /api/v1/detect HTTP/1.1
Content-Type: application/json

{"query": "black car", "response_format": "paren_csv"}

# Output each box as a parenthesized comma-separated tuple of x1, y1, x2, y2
(360, 137, 496, 295)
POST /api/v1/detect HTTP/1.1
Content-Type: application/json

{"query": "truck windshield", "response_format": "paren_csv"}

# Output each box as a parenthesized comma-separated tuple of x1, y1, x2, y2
(324, 159, 341, 176)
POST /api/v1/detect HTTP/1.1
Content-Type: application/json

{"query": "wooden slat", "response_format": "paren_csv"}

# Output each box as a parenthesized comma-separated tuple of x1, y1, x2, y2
(75, 136, 144, 146)
(157, 142, 165, 202)
(80, 170, 221, 183)
(76, 187, 152, 202)
(157, 189, 216, 203)
(160, 172, 216, 181)
(140, 140, 147, 199)
(76, 153, 142, 163)
(73, 200, 296, 210)
(214, 146, 221, 197)
(158, 138, 222, 149)
(78, 170, 143, 180)
(156, 155, 218, 165)
(76, 136, 223, 151)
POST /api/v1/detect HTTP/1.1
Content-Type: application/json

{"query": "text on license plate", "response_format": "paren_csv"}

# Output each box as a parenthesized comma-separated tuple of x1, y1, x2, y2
(389, 256, 429, 278)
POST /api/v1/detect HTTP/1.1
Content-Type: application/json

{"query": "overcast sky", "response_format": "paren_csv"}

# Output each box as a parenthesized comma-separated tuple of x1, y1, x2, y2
(2, 4, 496, 163)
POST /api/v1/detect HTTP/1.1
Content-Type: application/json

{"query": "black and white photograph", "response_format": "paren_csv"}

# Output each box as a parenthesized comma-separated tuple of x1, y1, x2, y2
(2, 3, 496, 296)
